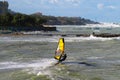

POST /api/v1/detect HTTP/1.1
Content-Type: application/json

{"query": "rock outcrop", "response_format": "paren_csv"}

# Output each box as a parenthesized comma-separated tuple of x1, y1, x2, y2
(0, 1, 9, 14)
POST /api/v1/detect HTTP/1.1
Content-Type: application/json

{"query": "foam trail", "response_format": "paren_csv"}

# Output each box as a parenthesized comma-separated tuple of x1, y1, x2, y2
(0, 59, 57, 70)
(0, 59, 57, 78)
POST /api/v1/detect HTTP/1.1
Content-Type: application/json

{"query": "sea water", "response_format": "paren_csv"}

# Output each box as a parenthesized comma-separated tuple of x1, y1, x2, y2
(56, 24, 120, 34)
(0, 35, 120, 80)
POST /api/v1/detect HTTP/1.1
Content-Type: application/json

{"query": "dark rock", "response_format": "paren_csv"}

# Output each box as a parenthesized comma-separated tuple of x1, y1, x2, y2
(0, 1, 9, 14)
(93, 33, 120, 37)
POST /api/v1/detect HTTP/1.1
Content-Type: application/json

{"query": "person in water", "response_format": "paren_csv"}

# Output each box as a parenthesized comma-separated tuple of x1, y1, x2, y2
(59, 54, 67, 62)
(54, 50, 67, 63)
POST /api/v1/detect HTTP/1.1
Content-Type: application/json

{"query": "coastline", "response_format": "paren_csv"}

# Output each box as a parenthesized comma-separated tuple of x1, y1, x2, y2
(0, 31, 120, 38)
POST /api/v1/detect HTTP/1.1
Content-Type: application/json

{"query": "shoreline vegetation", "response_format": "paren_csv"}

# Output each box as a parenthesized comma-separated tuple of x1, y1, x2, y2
(0, 12, 97, 32)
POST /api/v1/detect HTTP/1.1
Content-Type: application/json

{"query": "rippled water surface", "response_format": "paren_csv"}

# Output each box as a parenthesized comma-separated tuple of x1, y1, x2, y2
(0, 35, 120, 80)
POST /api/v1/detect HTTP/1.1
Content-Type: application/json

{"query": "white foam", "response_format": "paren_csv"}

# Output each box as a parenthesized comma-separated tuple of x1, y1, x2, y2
(0, 59, 58, 77)
(86, 35, 113, 41)
(83, 23, 120, 28)
(0, 59, 57, 70)
(56, 23, 120, 28)
(0, 35, 120, 42)
(87, 56, 104, 60)
(65, 35, 118, 42)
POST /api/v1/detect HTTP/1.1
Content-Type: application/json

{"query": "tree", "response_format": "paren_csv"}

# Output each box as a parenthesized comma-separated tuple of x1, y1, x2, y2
(0, 13, 13, 30)
(12, 13, 23, 26)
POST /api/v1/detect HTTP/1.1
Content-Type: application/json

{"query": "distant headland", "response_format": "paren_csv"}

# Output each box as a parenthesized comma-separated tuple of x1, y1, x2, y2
(0, 1, 98, 32)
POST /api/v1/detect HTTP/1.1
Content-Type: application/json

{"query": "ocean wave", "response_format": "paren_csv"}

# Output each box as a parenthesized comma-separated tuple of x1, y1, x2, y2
(65, 35, 120, 42)
(0, 35, 120, 42)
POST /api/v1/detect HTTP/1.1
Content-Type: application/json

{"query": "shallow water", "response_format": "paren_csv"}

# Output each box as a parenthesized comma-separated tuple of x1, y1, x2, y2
(0, 35, 120, 80)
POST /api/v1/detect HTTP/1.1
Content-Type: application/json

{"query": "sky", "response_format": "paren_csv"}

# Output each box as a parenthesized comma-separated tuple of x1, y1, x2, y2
(1, 0, 120, 23)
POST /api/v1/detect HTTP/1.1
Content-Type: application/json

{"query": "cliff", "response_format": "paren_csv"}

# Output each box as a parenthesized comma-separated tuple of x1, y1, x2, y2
(43, 16, 98, 25)
(0, 1, 9, 14)
(32, 13, 98, 25)
(31, 14, 99, 25)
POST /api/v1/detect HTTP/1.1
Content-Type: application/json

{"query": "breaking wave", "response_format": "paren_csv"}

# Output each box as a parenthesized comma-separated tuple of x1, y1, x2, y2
(65, 35, 120, 42)
(0, 35, 120, 42)
(0, 58, 57, 75)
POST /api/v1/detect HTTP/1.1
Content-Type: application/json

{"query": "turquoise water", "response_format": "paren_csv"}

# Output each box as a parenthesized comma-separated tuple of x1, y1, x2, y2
(0, 35, 120, 80)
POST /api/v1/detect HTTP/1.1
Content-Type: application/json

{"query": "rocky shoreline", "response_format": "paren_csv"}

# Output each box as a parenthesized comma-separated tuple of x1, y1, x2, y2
(93, 33, 120, 37)
(0, 31, 120, 38)
(61, 33, 120, 37)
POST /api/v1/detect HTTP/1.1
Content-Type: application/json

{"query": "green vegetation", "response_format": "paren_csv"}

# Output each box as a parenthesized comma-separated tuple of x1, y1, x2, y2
(0, 12, 98, 32)
(31, 13, 98, 25)
(43, 16, 98, 25)
(0, 13, 49, 32)
(0, 13, 46, 31)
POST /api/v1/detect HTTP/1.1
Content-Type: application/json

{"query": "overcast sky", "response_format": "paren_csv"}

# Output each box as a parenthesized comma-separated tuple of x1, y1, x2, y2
(2, 0, 120, 23)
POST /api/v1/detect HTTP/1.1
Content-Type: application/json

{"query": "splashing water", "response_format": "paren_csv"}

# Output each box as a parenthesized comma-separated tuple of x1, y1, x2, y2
(0, 35, 120, 43)
(0, 59, 57, 75)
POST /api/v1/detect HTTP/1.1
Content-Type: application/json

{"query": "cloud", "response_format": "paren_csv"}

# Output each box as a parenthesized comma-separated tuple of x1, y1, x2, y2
(47, 0, 82, 6)
(49, 0, 58, 4)
(65, 0, 81, 6)
(66, 0, 80, 2)
(97, 3, 117, 10)
(107, 5, 116, 9)
(97, 3, 104, 10)
(22, 0, 82, 6)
